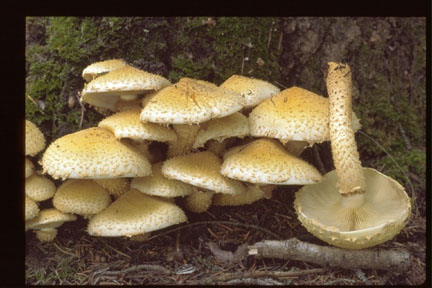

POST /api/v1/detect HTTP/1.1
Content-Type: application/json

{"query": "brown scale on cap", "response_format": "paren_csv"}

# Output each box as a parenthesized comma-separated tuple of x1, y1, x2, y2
(41, 127, 151, 180)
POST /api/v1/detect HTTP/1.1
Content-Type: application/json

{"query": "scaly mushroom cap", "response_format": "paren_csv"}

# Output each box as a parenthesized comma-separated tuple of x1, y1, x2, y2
(82, 59, 127, 82)
(167, 124, 200, 158)
(25, 173, 56, 202)
(94, 178, 130, 199)
(220, 74, 280, 108)
(193, 112, 249, 149)
(41, 127, 151, 180)
(248, 87, 361, 144)
(140, 77, 244, 124)
(98, 107, 177, 142)
(25, 196, 39, 221)
(221, 138, 323, 185)
(53, 179, 112, 216)
(131, 162, 194, 198)
(294, 168, 411, 249)
(25, 158, 35, 178)
(162, 151, 246, 195)
(180, 188, 214, 213)
(81, 65, 171, 111)
(87, 189, 187, 237)
(212, 184, 275, 206)
(25, 120, 46, 156)
(26, 208, 77, 232)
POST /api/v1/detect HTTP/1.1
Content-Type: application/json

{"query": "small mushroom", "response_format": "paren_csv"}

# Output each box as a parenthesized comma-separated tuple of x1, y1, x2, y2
(94, 178, 130, 199)
(87, 189, 187, 237)
(25, 195, 39, 221)
(179, 188, 215, 213)
(82, 59, 127, 82)
(25, 120, 46, 157)
(25, 158, 35, 178)
(212, 184, 275, 206)
(25, 208, 77, 242)
(294, 63, 411, 249)
(25, 173, 56, 202)
(167, 124, 201, 158)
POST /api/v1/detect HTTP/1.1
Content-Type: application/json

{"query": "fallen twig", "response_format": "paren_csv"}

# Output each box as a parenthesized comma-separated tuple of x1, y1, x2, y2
(248, 238, 410, 272)
(102, 264, 170, 276)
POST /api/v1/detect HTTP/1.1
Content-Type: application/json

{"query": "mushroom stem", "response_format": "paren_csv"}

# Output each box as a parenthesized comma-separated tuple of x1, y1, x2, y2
(120, 94, 138, 101)
(326, 62, 365, 209)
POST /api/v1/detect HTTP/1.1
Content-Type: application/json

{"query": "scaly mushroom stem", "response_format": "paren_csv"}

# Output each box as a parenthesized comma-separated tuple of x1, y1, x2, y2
(326, 62, 365, 209)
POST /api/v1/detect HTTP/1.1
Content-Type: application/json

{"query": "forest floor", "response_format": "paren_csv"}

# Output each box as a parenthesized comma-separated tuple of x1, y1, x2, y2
(25, 181, 427, 286)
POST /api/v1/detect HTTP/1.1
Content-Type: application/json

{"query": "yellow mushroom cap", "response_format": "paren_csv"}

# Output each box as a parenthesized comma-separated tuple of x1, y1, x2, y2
(193, 112, 249, 149)
(25, 158, 35, 178)
(180, 188, 214, 213)
(26, 208, 77, 231)
(87, 189, 187, 237)
(221, 138, 323, 185)
(294, 168, 411, 249)
(131, 162, 194, 198)
(53, 179, 112, 216)
(162, 151, 246, 195)
(82, 59, 127, 82)
(220, 74, 280, 108)
(140, 77, 244, 124)
(25, 120, 46, 156)
(81, 65, 171, 111)
(94, 178, 130, 198)
(41, 127, 151, 180)
(212, 184, 274, 206)
(25, 173, 56, 202)
(248, 87, 361, 144)
(25, 196, 39, 221)
(98, 107, 177, 142)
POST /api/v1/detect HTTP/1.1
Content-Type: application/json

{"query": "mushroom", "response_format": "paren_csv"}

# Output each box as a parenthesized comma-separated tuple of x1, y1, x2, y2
(87, 189, 187, 237)
(220, 74, 280, 109)
(81, 65, 171, 111)
(25, 195, 39, 221)
(25, 173, 56, 202)
(140, 77, 244, 125)
(221, 138, 323, 185)
(25, 158, 34, 178)
(212, 184, 275, 206)
(82, 58, 127, 82)
(25, 208, 77, 242)
(179, 188, 215, 213)
(94, 178, 131, 199)
(98, 107, 177, 142)
(131, 162, 194, 198)
(41, 127, 151, 180)
(294, 63, 411, 249)
(162, 151, 246, 195)
(192, 112, 249, 151)
(53, 179, 112, 218)
(25, 120, 46, 157)
(167, 124, 201, 158)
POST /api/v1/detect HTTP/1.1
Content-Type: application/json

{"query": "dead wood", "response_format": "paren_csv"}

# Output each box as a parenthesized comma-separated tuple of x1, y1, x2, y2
(248, 238, 410, 272)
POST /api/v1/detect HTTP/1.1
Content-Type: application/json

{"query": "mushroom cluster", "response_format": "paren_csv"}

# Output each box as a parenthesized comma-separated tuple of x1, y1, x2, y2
(25, 59, 410, 250)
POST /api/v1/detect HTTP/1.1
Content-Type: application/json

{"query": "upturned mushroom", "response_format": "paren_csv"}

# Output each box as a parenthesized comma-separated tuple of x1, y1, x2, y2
(81, 65, 171, 111)
(41, 127, 151, 180)
(294, 62, 411, 249)
(87, 189, 187, 237)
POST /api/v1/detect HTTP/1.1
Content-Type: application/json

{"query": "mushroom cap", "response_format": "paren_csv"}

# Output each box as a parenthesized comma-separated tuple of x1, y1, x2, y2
(248, 87, 361, 144)
(212, 184, 274, 206)
(220, 74, 280, 108)
(82, 59, 127, 82)
(25, 173, 56, 202)
(25, 158, 35, 178)
(193, 112, 249, 149)
(41, 127, 151, 180)
(294, 168, 412, 249)
(87, 189, 187, 237)
(81, 65, 171, 110)
(25, 195, 39, 221)
(221, 138, 323, 185)
(94, 178, 130, 198)
(162, 151, 246, 195)
(25, 120, 46, 156)
(180, 188, 214, 213)
(26, 208, 77, 231)
(53, 179, 112, 216)
(131, 162, 194, 198)
(140, 77, 244, 124)
(98, 107, 177, 142)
